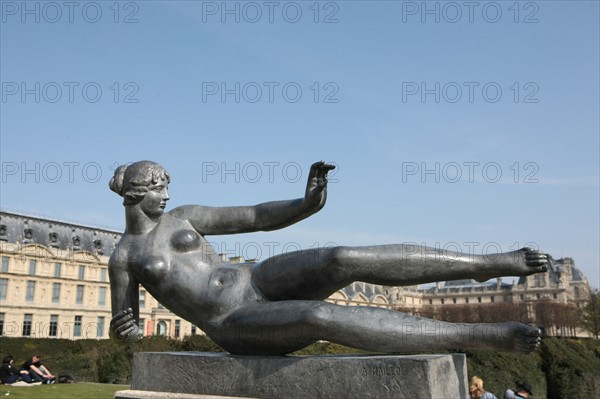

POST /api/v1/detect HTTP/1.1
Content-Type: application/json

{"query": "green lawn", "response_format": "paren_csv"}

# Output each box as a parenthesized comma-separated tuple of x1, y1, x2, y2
(0, 383, 130, 399)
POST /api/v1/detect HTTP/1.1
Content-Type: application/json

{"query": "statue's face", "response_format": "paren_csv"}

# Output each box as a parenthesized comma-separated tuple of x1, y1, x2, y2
(139, 177, 170, 219)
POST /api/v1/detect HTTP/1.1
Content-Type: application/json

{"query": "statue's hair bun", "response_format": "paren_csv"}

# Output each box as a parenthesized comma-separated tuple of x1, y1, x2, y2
(109, 164, 128, 197)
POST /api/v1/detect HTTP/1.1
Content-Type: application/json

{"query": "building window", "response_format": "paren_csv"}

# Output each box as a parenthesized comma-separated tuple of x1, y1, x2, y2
(191, 325, 196, 335)
(574, 287, 580, 298)
(0, 313, 4, 336)
(428, 299, 432, 305)
(74, 316, 82, 337)
(49, 315, 58, 337)
(174, 320, 181, 338)
(49, 232, 58, 246)
(139, 290, 146, 308)
(441, 298, 445, 304)
(157, 321, 167, 336)
(98, 287, 106, 306)
(100, 268, 107, 282)
(97, 317, 105, 338)
(138, 318, 145, 335)
(94, 240, 103, 255)
(1, 256, 8, 273)
(520, 294, 524, 300)
(452, 297, 456, 304)
(78, 265, 85, 280)
(23, 314, 32, 336)
(52, 283, 61, 304)
(534, 274, 545, 287)
(76, 285, 84, 304)
(0, 278, 7, 300)
(26, 281, 36, 302)
(54, 263, 62, 278)
(29, 260, 37, 275)
(536, 293, 541, 299)
(465, 297, 469, 304)
(491, 296, 495, 303)
(477, 297, 482, 303)
(553, 293, 558, 299)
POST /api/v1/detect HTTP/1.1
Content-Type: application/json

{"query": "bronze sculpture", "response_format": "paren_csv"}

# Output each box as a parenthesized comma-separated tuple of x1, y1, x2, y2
(109, 160, 547, 355)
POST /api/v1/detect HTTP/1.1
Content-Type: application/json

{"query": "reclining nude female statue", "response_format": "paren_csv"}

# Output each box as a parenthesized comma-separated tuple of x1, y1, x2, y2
(109, 160, 548, 355)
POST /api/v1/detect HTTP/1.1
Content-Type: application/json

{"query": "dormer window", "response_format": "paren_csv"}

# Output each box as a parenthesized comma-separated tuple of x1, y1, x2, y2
(72, 236, 81, 248)
(94, 239, 103, 255)
(23, 228, 33, 243)
(0, 224, 6, 241)
(49, 232, 59, 247)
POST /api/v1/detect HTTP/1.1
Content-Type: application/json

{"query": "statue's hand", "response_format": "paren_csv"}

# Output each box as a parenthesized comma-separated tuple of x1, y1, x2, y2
(110, 308, 140, 342)
(304, 161, 336, 209)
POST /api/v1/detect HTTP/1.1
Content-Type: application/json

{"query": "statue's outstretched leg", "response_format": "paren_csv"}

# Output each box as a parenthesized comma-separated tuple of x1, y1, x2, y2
(252, 245, 547, 300)
(208, 301, 540, 356)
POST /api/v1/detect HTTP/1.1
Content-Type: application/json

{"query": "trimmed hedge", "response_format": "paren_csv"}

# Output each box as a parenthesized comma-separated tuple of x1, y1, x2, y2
(541, 338, 600, 399)
(1, 336, 598, 396)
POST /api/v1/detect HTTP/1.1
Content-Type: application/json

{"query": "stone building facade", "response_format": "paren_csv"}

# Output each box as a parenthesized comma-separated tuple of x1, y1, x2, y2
(418, 256, 591, 311)
(2, 210, 589, 340)
(0, 211, 197, 339)
(0, 210, 390, 340)
(384, 257, 592, 336)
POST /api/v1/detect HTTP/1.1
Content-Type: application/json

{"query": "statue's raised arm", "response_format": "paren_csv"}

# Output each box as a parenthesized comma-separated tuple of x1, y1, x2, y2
(171, 161, 336, 235)
(109, 160, 548, 356)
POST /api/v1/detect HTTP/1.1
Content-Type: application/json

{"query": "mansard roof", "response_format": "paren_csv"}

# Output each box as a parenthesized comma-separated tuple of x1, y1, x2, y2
(341, 282, 388, 302)
(0, 210, 122, 255)
(444, 279, 479, 287)
(516, 256, 585, 285)
(425, 279, 512, 292)
(571, 266, 586, 281)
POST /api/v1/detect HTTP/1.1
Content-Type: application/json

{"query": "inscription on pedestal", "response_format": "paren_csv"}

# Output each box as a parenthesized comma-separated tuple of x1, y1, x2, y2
(362, 365, 405, 376)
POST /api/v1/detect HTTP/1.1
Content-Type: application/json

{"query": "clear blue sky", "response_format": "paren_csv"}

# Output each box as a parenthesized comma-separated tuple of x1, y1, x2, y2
(1, 1, 598, 289)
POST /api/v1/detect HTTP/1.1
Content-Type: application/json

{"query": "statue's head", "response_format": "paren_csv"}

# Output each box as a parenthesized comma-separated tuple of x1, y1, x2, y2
(109, 161, 170, 206)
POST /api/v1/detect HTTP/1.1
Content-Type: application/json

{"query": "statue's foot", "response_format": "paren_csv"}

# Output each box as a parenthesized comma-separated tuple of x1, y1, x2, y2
(478, 322, 541, 354)
(475, 247, 548, 282)
(513, 323, 542, 354)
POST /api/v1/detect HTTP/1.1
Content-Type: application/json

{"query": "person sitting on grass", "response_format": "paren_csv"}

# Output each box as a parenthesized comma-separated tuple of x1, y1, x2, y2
(0, 355, 32, 384)
(20, 355, 55, 384)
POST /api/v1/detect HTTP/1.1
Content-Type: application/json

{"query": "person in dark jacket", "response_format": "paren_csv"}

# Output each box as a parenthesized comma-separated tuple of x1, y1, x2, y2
(0, 355, 31, 384)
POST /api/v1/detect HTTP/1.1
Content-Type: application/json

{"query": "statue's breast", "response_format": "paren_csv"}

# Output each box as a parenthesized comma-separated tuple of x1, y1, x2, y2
(170, 229, 202, 252)
(139, 255, 169, 285)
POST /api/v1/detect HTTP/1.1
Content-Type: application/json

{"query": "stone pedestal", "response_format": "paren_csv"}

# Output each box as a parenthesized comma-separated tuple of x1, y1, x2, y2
(115, 352, 468, 399)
